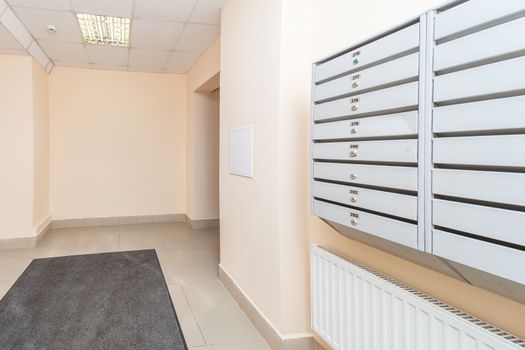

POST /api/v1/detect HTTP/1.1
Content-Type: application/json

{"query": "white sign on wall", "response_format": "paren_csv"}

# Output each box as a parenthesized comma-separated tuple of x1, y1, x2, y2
(229, 125, 254, 178)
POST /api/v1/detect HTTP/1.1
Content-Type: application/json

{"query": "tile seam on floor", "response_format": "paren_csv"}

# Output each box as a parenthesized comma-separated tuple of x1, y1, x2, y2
(162, 238, 207, 347)
(181, 285, 208, 346)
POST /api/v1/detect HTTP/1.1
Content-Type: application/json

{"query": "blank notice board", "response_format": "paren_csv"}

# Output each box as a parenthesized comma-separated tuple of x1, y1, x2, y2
(229, 125, 254, 177)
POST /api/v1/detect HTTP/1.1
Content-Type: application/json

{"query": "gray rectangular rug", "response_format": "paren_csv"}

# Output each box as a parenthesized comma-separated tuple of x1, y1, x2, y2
(0, 249, 187, 350)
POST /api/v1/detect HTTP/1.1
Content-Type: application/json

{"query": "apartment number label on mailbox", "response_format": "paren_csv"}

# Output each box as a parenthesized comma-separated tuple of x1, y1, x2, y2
(352, 74, 360, 81)
(350, 97, 360, 111)
(349, 189, 359, 195)
(349, 144, 359, 149)
(350, 212, 359, 218)
(351, 51, 361, 65)
(351, 121, 360, 126)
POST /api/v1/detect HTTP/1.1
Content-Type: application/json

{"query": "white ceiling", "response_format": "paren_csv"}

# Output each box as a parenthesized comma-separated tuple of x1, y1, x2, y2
(0, 0, 224, 73)
(0, 22, 26, 55)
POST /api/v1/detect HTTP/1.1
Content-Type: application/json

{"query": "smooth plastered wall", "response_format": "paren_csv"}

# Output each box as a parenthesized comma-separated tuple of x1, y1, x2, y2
(188, 37, 220, 93)
(276, 0, 314, 334)
(49, 67, 187, 219)
(190, 90, 220, 220)
(32, 59, 50, 229)
(186, 37, 221, 220)
(0, 54, 50, 240)
(0, 54, 34, 239)
(220, 0, 286, 332)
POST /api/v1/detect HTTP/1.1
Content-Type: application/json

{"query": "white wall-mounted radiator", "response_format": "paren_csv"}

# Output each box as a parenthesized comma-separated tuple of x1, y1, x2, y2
(310, 245, 525, 350)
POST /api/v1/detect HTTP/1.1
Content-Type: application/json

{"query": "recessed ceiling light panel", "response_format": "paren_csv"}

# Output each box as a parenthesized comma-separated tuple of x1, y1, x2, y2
(77, 13, 130, 47)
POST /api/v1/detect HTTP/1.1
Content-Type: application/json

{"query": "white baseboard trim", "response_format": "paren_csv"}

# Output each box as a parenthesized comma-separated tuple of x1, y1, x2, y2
(51, 213, 186, 229)
(185, 215, 220, 229)
(0, 216, 52, 251)
(32, 216, 53, 247)
(313, 335, 331, 350)
(0, 213, 186, 250)
(219, 264, 314, 350)
(0, 237, 31, 250)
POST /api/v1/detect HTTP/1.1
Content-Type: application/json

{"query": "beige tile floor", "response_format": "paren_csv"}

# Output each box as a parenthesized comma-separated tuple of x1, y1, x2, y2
(0, 222, 271, 350)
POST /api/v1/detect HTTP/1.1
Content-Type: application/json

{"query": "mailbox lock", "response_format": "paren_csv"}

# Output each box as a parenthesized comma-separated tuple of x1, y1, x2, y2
(351, 196, 358, 203)
(350, 173, 357, 180)
(350, 128, 358, 134)
(353, 58, 360, 65)
(352, 81, 359, 88)
(351, 219, 358, 226)
(349, 150, 358, 158)
(351, 104, 359, 112)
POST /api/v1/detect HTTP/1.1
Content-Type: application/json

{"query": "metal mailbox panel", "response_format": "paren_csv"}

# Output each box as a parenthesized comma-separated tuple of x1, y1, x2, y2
(434, 56, 525, 103)
(313, 139, 417, 163)
(434, 16, 525, 72)
(315, 23, 419, 83)
(432, 229, 525, 285)
(433, 199, 525, 247)
(313, 163, 417, 191)
(313, 200, 418, 249)
(433, 95, 525, 134)
(313, 111, 418, 141)
(314, 82, 419, 121)
(434, 0, 525, 41)
(313, 181, 417, 220)
(315, 53, 419, 102)
(433, 169, 525, 207)
(433, 135, 525, 167)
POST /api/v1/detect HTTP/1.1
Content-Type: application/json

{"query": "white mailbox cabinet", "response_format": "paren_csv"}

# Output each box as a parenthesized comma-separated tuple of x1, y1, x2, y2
(429, 0, 525, 285)
(311, 0, 525, 286)
(312, 18, 425, 251)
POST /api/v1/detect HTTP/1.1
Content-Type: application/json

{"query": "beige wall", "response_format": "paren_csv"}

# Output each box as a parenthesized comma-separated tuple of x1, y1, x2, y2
(220, 0, 286, 332)
(311, 0, 433, 60)
(1, 0, 524, 339)
(0, 54, 34, 238)
(308, 0, 525, 340)
(276, 0, 313, 334)
(186, 37, 221, 220)
(188, 37, 220, 93)
(220, 0, 314, 336)
(189, 90, 220, 219)
(49, 67, 186, 219)
(0, 54, 50, 240)
(220, 0, 525, 341)
(32, 59, 50, 228)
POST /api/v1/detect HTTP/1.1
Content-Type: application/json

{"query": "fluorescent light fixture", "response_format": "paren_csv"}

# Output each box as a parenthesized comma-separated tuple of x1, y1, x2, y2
(77, 13, 130, 47)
